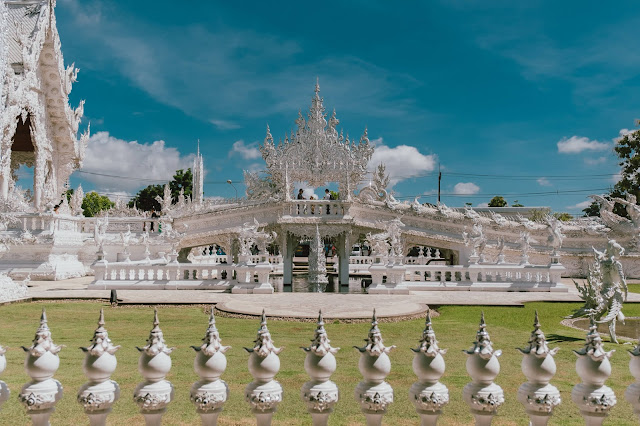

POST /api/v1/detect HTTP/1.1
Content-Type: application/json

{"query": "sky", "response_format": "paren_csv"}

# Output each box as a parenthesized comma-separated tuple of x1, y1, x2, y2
(43, 0, 640, 214)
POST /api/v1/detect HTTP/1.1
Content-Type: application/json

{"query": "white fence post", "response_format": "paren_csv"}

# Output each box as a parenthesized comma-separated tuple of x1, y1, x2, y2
(0, 342, 8, 410)
(517, 311, 560, 425)
(134, 309, 175, 426)
(300, 310, 340, 426)
(409, 310, 449, 425)
(571, 317, 616, 425)
(463, 312, 504, 425)
(77, 309, 121, 426)
(354, 310, 396, 426)
(625, 339, 640, 421)
(19, 309, 64, 426)
(191, 308, 230, 425)
(244, 310, 283, 426)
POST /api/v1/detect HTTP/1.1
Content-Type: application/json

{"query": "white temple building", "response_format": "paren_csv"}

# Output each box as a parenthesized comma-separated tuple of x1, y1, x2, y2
(1, 0, 639, 294)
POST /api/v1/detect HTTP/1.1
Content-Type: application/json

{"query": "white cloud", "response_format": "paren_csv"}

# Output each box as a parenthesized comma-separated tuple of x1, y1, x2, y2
(210, 119, 241, 130)
(368, 140, 437, 186)
(453, 182, 480, 195)
(584, 156, 607, 165)
(229, 140, 261, 160)
(537, 177, 552, 186)
(79, 131, 194, 192)
(568, 200, 592, 210)
(557, 136, 609, 154)
(612, 173, 622, 183)
(476, 202, 489, 208)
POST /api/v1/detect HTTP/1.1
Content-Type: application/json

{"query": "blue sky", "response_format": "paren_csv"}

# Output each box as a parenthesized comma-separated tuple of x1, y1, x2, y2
(51, 0, 639, 214)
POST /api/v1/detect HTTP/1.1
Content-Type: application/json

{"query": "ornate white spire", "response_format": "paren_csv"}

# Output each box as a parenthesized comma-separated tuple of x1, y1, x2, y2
(22, 308, 63, 357)
(517, 310, 559, 357)
(244, 309, 283, 358)
(355, 309, 396, 356)
(303, 310, 339, 356)
(463, 312, 501, 360)
(412, 309, 447, 357)
(81, 308, 120, 357)
(193, 309, 230, 356)
(136, 308, 174, 356)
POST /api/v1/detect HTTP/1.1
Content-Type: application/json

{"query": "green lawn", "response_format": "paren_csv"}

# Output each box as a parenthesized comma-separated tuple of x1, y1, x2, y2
(0, 300, 639, 425)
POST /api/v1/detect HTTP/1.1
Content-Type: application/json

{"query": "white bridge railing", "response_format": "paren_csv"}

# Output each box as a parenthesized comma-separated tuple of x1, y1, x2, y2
(285, 200, 350, 217)
(0, 308, 632, 426)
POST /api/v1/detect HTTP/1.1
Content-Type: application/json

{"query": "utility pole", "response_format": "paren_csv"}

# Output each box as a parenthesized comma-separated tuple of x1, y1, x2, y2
(437, 163, 442, 204)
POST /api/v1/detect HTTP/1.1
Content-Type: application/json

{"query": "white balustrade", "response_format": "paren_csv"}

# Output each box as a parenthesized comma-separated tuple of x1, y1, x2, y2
(571, 317, 616, 425)
(301, 310, 340, 426)
(354, 310, 396, 426)
(134, 309, 175, 426)
(191, 308, 230, 426)
(244, 310, 284, 425)
(288, 200, 348, 217)
(517, 311, 560, 426)
(19, 309, 64, 426)
(77, 309, 121, 426)
(463, 313, 504, 425)
(410, 310, 449, 426)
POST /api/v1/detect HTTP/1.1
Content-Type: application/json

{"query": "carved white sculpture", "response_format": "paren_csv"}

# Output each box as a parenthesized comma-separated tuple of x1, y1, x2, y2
(0, 341, 8, 411)
(78, 309, 121, 426)
(545, 215, 565, 257)
(409, 310, 449, 426)
(244, 310, 284, 426)
(308, 226, 328, 292)
(571, 317, 616, 425)
(19, 309, 64, 426)
(517, 311, 561, 426)
(134, 309, 175, 426)
(354, 310, 396, 426)
(571, 240, 627, 343)
(625, 338, 640, 421)
(191, 308, 230, 426)
(120, 225, 132, 262)
(301, 310, 340, 425)
(463, 222, 486, 264)
(519, 231, 534, 265)
(463, 312, 504, 425)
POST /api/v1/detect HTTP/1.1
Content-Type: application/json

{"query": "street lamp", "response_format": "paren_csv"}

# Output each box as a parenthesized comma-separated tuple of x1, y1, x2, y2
(226, 179, 238, 201)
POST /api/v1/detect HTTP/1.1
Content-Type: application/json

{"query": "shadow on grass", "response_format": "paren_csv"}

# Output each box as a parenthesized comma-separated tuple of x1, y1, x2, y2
(545, 333, 584, 343)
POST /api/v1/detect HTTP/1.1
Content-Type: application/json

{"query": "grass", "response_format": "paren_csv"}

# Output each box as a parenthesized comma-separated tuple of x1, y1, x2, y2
(0, 300, 639, 425)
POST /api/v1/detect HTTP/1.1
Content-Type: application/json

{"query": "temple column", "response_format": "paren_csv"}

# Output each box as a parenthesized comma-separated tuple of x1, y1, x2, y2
(0, 173, 7, 200)
(283, 232, 294, 290)
(338, 233, 349, 293)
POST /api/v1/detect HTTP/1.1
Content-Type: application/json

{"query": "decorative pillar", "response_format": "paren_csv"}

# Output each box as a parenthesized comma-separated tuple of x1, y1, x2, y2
(283, 232, 294, 287)
(301, 310, 340, 426)
(134, 309, 175, 426)
(0, 342, 9, 410)
(78, 309, 121, 426)
(244, 310, 284, 425)
(516, 311, 561, 425)
(625, 338, 640, 421)
(354, 310, 396, 426)
(191, 308, 230, 425)
(462, 312, 504, 425)
(409, 310, 449, 425)
(19, 309, 64, 426)
(338, 233, 350, 291)
(571, 317, 616, 425)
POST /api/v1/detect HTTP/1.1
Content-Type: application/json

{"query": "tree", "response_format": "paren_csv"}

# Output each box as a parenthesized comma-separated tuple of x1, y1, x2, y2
(553, 212, 573, 222)
(512, 200, 524, 207)
(582, 201, 601, 217)
(128, 168, 193, 211)
(613, 126, 640, 199)
(82, 192, 114, 217)
(488, 196, 507, 207)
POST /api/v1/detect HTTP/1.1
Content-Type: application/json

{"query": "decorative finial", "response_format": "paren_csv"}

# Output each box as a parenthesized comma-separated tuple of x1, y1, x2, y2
(355, 309, 395, 356)
(81, 309, 120, 356)
(137, 309, 174, 356)
(412, 309, 446, 356)
(463, 312, 501, 359)
(245, 310, 283, 357)
(192, 307, 230, 356)
(517, 310, 559, 357)
(22, 308, 64, 356)
(573, 316, 614, 361)
(303, 310, 339, 356)
(315, 77, 320, 95)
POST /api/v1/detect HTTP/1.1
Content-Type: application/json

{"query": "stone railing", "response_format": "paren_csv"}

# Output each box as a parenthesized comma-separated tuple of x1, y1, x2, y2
(0, 308, 632, 426)
(285, 200, 350, 217)
(12, 213, 159, 234)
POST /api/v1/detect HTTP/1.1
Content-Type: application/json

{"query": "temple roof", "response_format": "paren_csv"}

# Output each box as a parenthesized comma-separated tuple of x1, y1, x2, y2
(4, 0, 46, 70)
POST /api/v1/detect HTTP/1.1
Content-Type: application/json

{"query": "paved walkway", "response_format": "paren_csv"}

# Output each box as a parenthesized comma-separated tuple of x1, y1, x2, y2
(17, 277, 640, 319)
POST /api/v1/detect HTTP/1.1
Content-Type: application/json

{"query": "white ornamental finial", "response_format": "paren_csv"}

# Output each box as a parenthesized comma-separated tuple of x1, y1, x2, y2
(354, 310, 395, 425)
(245, 310, 284, 424)
(134, 309, 175, 424)
(410, 310, 449, 425)
(301, 310, 340, 425)
(517, 311, 561, 424)
(191, 308, 230, 424)
(463, 312, 504, 424)
(626, 337, 640, 421)
(19, 309, 64, 425)
(572, 317, 616, 423)
(78, 309, 121, 425)
(0, 341, 9, 411)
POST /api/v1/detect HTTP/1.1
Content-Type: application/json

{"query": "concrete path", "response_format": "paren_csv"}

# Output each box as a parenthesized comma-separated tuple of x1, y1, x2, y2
(16, 276, 640, 319)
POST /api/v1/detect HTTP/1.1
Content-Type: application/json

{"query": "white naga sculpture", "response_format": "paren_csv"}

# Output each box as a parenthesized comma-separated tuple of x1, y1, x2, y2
(571, 240, 628, 343)
(463, 222, 487, 263)
(545, 215, 566, 257)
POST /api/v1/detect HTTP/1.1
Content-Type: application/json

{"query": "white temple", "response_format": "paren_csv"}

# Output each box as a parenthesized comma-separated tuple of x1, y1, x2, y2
(1, 0, 639, 294)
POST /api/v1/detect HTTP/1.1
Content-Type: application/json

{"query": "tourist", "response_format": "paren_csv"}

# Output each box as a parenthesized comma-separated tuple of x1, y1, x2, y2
(324, 189, 331, 213)
(297, 189, 305, 200)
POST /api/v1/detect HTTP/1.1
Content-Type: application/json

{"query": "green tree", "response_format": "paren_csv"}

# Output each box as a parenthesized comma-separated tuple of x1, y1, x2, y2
(582, 201, 601, 217)
(128, 169, 193, 212)
(529, 208, 552, 222)
(511, 200, 524, 207)
(488, 196, 508, 207)
(613, 126, 640, 199)
(553, 212, 573, 222)
(82, 192, 114, 217)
